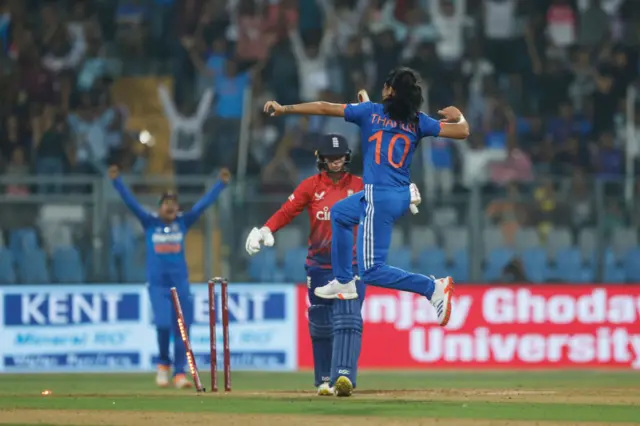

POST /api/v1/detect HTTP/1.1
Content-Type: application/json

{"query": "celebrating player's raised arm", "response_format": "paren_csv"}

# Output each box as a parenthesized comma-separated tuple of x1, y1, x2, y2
(181, 168, 231, 229)
(109, 165, 154, 225)
(437, 106, 470, 140)
(263, 100, 346, 118)
(245, 177, 314, 255)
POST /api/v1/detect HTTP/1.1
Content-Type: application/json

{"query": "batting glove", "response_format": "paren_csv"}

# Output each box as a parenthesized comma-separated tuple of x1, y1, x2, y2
(245, 226, 275, 256)
(410, 183, 422, 206)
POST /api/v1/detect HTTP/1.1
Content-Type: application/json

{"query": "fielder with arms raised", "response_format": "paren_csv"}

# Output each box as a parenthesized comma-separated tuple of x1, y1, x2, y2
(109, 165, 230, 388)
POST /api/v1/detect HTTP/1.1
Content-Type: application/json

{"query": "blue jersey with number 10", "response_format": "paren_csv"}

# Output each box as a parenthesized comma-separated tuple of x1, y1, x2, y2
(344, 102, 442, 187)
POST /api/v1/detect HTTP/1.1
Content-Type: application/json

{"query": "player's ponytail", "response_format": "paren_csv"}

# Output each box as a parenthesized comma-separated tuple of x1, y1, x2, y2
(382, 67, 423, 125)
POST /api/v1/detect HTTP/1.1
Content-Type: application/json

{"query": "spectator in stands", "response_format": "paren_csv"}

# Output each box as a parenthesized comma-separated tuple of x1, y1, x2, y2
(262, 117, 317, 189)
(115, 0, 148, 57)
(0, 114, 27, 165)
(289, 18, 333, 102)
(338, 36, 367, 102)
(5, 147, 29, 196)
(429, 0, 465, 66)
(235, 0, 274, 65)
(76, 28, 109, 93)
(158, 82, 212, 176)
(553, 134, 591, 175)
(41, 25, 86, 74)
(568, 169, 594, 230)
(490, 140, 534, 187)
(578, 0, 610, 48)
(594, 130, 624, 180)
(35, 112, 69, 193)
(547, 100, 590, 144)
(67, 92, 114, 175)
(486, 182, 526, 247)
(372, 29, 400, 99)
(456, 132, 506, 191)
(533, 178, 559, 240)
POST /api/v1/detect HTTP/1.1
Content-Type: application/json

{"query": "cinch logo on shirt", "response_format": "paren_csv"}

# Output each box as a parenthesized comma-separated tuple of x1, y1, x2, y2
(316, 207, 331, 221)
(152, 228, 183, 254)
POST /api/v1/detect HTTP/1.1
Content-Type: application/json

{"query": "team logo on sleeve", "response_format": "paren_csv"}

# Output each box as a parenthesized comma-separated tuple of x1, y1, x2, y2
(347, 190, 354, 196)
(288, 194, 295, 201)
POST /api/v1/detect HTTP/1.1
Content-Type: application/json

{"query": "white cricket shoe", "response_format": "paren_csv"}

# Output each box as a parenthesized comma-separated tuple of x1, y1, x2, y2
(174, 374, 193, 389)
(155, 365, 170, 387)
(430, 276, 454, 326)
(314, 279, 358, 300)
(317, 382, 333, 396)
(333, 376, 353, 397)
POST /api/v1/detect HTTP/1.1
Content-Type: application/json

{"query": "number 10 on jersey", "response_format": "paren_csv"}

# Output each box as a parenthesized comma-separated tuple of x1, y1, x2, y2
(368, 130, 411, 169)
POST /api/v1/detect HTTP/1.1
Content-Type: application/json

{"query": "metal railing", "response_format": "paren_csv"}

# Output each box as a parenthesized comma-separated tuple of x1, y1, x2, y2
(0, 174, 637, 284)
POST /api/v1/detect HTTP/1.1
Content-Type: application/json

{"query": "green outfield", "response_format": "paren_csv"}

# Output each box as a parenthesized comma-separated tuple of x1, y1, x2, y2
(1, 371, 639, 426)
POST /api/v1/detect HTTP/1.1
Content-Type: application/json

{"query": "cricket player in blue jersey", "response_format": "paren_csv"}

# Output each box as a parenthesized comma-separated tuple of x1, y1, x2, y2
(108, 165, 230, 388)
(264, 67, 470, 396)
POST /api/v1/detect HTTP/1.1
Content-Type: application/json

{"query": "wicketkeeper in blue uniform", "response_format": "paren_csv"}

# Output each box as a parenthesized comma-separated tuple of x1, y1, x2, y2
(108, 165, 230, 388)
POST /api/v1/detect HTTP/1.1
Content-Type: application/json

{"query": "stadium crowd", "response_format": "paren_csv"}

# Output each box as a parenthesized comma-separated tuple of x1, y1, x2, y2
(0, 0, 639, 284)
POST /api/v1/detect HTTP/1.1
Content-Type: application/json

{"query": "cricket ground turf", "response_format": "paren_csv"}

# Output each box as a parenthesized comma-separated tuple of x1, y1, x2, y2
(0, 371, 639, 425)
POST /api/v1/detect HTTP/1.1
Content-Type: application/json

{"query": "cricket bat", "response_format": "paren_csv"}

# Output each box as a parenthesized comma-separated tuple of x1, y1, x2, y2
(357, 90, 419, 215)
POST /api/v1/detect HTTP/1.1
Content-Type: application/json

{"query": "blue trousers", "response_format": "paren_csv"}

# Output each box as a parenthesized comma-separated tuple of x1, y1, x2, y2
(331, 184, 434, 298)
(148, 279, 193, 375)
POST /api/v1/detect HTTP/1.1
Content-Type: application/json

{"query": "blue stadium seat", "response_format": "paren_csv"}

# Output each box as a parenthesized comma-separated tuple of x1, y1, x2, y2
(599, 247, 623, 283)
(387, 247, 413, 272)
(122, 240, 147, 283)
(0, 249, 16, 284)
(624, 248, 640, 282)
(9, 228, 38, 257)
(283, 247, 308, 282)
(248, 249, 279, 282)
(416, 248, 448, 278)
(450, 249, 469, 282)
(51, 247, 85, 283)
(110, 220, 135, 256)
(521, 247, 549, 283)
(554, 248, 584, 283)
(18, 249, 50, 283)
(484, 247, 515, 281)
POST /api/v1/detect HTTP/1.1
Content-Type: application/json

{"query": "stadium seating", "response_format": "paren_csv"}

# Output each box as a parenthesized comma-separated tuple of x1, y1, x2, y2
(484, 247, 515, 281)
(450, 249, 469, 282)
(248, 249, 279, 282)
(624, 248, 640, 282)
(18, 249, 50, 284)
(283, 247, 308, 282)
(0, 249, 16, 284)
(520, 247, 549, 283)
(553, 248, 584, 282)
(10, 228, 39, 257)
(387, 247, 413, 272)
(51, 247, 85, 283)
(416, 248, 448, 278)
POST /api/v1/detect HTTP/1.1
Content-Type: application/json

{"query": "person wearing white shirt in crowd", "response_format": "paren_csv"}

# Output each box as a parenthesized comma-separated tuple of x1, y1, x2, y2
(429, 0, 466, 65)
(289, 3, 335, 102)
(157, 84, 213, 176)
(482, 0, 519, 75)
(455, 133, 507, 190)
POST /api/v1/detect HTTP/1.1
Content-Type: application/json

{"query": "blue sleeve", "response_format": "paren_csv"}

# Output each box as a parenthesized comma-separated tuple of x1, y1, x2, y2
(182, 180, 228, 229)
(418, 112, 442, 138)
(112, 177, 154, 226)
(344, 102, 373, 126)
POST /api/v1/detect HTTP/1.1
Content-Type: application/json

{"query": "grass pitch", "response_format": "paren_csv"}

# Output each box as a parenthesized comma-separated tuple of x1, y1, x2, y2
(0, 370, 639, 425)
